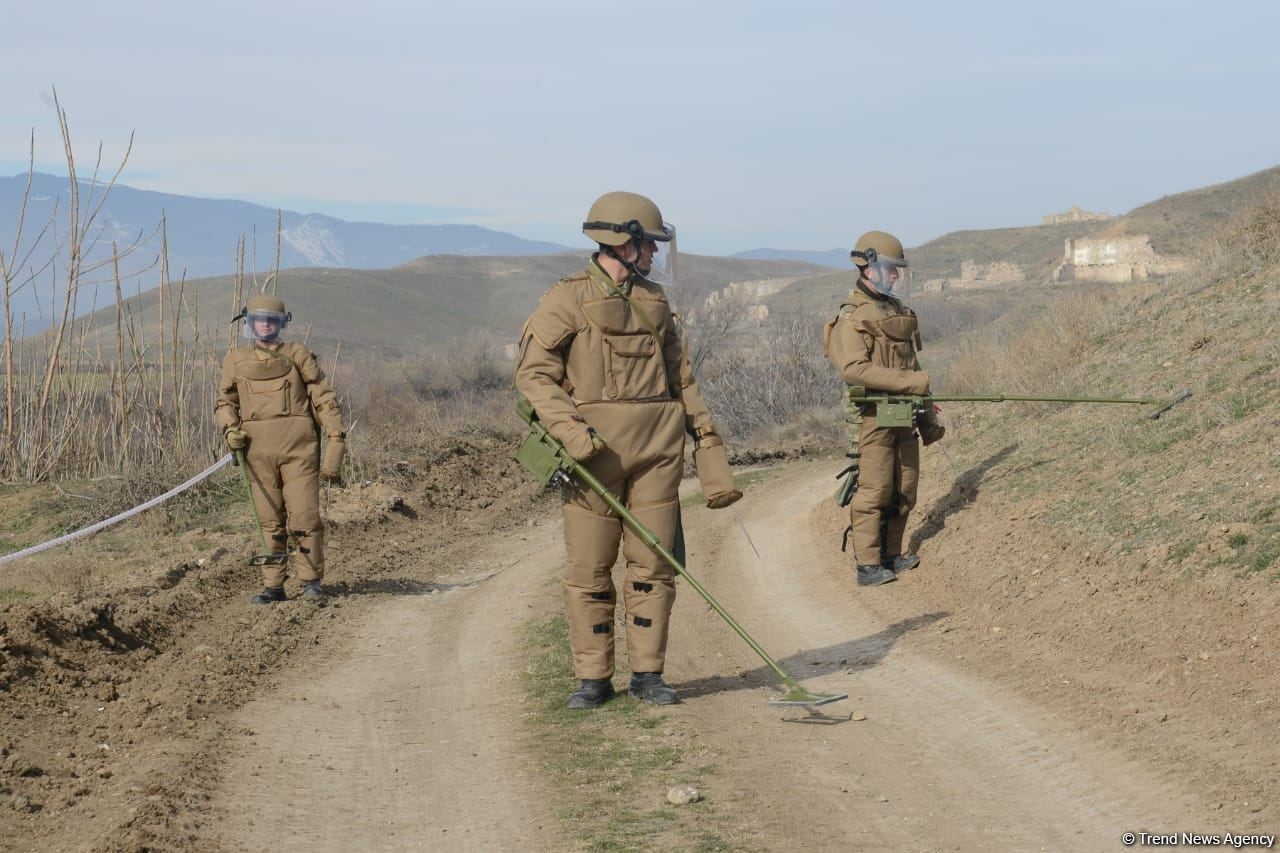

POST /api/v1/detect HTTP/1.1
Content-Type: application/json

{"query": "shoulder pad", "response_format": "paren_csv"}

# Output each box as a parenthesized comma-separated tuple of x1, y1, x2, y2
(630, 280, 669, 300)
(280, 341, 313, 361)
(525, 280, 583, 349)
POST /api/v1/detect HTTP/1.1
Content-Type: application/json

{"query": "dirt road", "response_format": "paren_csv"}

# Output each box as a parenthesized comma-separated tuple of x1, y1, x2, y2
(206, 524, 565, 851)
(199, 460, 1232, 851)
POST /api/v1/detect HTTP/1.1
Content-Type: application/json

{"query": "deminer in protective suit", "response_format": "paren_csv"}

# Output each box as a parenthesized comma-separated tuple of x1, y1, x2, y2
(823, 231, 945, 587)
(215, 294, 347, 604)
(515, 191, 742, 709)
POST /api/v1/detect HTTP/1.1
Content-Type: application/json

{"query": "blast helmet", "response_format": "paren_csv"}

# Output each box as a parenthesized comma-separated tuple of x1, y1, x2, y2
(851, 230, 911, 295)
(238, 293, 291, 342)
(582, 191, 677, 286)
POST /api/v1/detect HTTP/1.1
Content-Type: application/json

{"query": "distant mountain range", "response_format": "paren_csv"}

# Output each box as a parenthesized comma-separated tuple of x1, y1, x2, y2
(0, 172, 569, 326)
(9, 164, 1278, 338)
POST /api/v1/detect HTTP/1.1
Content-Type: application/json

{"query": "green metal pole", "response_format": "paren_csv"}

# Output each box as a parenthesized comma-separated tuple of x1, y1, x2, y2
(924, 394, 1158, 405)
(234, 449, 287, 567)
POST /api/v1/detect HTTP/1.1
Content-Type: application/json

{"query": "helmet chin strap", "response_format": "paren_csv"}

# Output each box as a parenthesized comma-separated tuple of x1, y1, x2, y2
(603, 243, 651, 284)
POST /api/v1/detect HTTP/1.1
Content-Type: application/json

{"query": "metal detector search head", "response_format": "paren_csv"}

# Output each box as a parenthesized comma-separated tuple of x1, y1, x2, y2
(769, 687, 849, 708)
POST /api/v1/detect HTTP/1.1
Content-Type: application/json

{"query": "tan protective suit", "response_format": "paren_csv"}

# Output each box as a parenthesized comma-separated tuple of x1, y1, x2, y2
(824, 283, 931, 567)
(215, 341, 345, 587)
(515, 258, 725, 680)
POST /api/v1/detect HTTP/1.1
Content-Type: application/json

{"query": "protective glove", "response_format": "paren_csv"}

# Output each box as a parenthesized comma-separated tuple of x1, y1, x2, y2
(564, 424, 607, 462)
(693, 436, 742, 509)
(224, 427, 247, 451)
(320, 433, 346, 485)
(917, 406, 945, 446)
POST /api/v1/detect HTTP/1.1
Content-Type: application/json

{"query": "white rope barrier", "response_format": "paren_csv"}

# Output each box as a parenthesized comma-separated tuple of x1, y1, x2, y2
(0, 453, 235, 567)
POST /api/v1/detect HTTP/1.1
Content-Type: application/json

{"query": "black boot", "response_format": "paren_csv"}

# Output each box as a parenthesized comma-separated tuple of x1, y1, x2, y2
(629, 672, 678, 705)
(251, 586, 287, 605)
(856, 564, 897, 587)
(567, 679, 615, 710)
(883, 554, 920, 573)
(301, 580, 327, 600)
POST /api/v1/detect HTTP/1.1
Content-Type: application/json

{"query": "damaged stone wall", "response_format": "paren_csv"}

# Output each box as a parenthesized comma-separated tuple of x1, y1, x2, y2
(922, 260, 1025, 292)
(1053, 236, 1185, 283)
(693, 277, 796, 324)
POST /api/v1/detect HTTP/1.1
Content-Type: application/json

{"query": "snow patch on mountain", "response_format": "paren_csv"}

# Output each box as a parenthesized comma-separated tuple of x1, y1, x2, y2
(281, 216, 346, 266)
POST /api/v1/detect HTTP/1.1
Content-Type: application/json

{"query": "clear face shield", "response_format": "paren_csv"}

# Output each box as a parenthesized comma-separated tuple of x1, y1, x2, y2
(866, 258, 911, 295)
(636, 223, 677, 287)
(241, 309, 290, 342)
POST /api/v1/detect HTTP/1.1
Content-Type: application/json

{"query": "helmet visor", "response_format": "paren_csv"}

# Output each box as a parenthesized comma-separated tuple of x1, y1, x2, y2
(638, 223, 677, 286)
(242, 309, 289, 342)
(866, 258, 911, 295)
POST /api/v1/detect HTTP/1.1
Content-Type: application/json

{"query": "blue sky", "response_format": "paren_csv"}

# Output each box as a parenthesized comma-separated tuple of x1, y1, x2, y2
(2, 0, 1277, 255)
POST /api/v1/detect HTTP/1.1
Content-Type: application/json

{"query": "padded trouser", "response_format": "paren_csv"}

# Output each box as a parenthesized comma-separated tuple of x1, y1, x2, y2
(243, 416, 324, 587)
(562, 400, 684, 680)
(849, 414, 919, 566)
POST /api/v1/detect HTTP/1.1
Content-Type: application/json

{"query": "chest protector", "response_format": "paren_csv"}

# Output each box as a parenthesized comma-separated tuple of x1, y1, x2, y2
(863, 301, 922, 372)
(230, 348, 311, 423)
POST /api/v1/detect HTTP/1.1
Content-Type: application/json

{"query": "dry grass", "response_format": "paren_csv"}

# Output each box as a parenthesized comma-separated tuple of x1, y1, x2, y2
(339, 342, 520, 488)
(931, 187, 1280, 578)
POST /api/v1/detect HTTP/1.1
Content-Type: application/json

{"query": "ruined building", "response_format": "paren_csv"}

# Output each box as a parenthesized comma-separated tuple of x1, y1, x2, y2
(1042, 206, 1112, 225)
(1053, 236, 1184, 283)
(922, 260, 1025, 292)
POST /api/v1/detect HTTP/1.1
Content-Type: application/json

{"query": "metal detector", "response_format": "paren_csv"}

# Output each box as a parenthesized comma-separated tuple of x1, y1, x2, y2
(515, 397, 846, 709)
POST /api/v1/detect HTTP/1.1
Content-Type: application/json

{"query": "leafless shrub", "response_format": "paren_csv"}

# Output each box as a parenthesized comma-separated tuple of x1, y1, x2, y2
(341, 344, 518, 485)
(694, 313, 842, 440)
(1, 93, 218, 485)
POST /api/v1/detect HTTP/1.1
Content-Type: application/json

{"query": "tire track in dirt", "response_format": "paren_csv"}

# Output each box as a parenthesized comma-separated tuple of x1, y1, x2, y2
(661, 461, 1209, 850)
(205, 522, 565, 851)
(198, 459, 1219, 851)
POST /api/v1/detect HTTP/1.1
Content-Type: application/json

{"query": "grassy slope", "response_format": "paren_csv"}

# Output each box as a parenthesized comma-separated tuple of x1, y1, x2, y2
(1106, 164, 1280, 253)
(770, 165, 1280, 304)
(81, 253, 827, 360)
(935, 218, 1280, 580)
(769, 170, 1280, 579)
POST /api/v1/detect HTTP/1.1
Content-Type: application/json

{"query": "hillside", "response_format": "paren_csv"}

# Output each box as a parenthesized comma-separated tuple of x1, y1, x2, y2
(2, 184, 1279, 849)
(764, 166, 1278, 303)
(1102, 164, 1280, 253)
(81, 252, 828, 359)
(2, 171, 1280, 849)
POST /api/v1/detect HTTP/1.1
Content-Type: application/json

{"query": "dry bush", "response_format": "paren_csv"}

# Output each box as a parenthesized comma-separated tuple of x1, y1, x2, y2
(342, 342, 519, 485)
(694, 314, 842, 440)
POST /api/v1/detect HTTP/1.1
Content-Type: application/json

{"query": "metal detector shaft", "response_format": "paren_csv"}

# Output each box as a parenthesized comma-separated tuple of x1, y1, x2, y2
(234, 449, 287, 567)
(515, 397, 842, 705)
